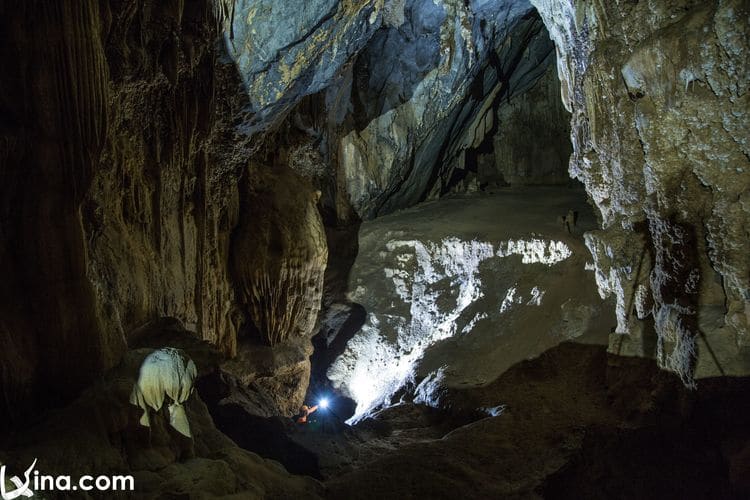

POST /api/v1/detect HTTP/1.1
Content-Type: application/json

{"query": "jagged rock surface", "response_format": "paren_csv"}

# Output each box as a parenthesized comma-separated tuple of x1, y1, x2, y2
(338, 2, 555, 218)
(326, 343, 750, 499)
(2, 0, 747, 472)
(0, 0, 330, 425)
(218, 0, 383, 134)
(483, 62, 572, 187)
(326, 188, 614, 421)
(531, 0, 750, 382)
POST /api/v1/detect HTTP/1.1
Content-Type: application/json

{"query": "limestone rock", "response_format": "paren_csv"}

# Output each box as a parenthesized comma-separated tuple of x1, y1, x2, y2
(0, 0, 333, 424)
(219, 0, 383, 135)
(326, 343, 750, 498)
(327, 189, 615, 421)
(217, 337, 314, 418)
(531, 0, 750, 382)
(337, 3, 558, 218)
(231, 165, 328, 346)
(487, 62, 572, 187)
(130, 347, 198, 437)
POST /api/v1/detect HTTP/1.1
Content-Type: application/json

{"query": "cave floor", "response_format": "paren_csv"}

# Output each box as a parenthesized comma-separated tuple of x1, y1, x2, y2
(363, 185, 600, 239)
(320, 342, 750, 499)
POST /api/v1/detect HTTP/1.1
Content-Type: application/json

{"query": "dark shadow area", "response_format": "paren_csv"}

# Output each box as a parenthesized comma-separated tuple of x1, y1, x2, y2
(0, 0, 255, 432)
(351, 0, 444, 131)
(323, 342, 750, 498)
(203, 400, 323, 479)
(542, 373, 750, 499)
(542, 424, 739, 499)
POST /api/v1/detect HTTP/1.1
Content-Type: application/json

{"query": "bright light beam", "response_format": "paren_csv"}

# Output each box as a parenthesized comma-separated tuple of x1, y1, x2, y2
(319, 398, 329, 409)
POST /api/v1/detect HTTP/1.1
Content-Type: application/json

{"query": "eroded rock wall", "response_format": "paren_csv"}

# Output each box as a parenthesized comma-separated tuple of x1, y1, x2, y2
(1, 0, 117, 424)
(531, 0, 750, 382)
(0, 0, 330, 425)
(484, 62, 572, 187)
(6, 0, 743, 431)
(87, 0, 242, 362)
(327, 190, 612, 422)
(218, 0, 383, 135)
(337, 2, 555, 218)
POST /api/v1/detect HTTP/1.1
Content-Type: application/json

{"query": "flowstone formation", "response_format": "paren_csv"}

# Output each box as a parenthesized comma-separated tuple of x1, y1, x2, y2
(531, 0, 750, 383)
(130, 347, 198, 437)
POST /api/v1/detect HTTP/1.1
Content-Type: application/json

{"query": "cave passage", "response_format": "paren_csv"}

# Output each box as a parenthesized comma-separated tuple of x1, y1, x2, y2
(1, 0, 748, 498)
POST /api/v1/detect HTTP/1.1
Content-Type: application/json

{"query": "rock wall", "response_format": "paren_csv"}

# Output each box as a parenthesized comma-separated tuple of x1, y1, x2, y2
(232, 2, 558, 226)
(5, 0, 744, 429)
(1, 0, 116, 425)
(336, 2, 556, 218)
(0, 335, 322, 498)
(531, 0, 750, 383)
(0, 0, 329, 426)
(481, 62, 572, 187)
(86, 0, 242, 362)
(218, 0, 383, 135)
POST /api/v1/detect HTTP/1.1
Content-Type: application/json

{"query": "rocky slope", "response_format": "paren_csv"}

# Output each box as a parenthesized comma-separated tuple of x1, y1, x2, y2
(326, 342, 750, 499)
(325, 188, 613, 422)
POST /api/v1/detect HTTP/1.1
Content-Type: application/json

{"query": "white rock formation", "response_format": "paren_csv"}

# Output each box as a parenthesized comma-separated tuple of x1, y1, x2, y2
(531, 0, 750, 383)
(130, 348, 198, 438)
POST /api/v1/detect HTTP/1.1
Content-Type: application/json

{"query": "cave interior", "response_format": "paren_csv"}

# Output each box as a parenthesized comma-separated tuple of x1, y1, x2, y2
(0, 0, 749, 498)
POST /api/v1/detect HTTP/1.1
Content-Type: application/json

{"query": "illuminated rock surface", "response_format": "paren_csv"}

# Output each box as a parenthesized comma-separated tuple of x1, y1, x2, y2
(531, 0, 750, 384)
(325, 343, 750, 498)
(327, 188, 614, 421)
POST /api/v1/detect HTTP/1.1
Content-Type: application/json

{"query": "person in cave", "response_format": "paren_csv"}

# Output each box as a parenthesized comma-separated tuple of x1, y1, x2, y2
(295, 404, 319, 424)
